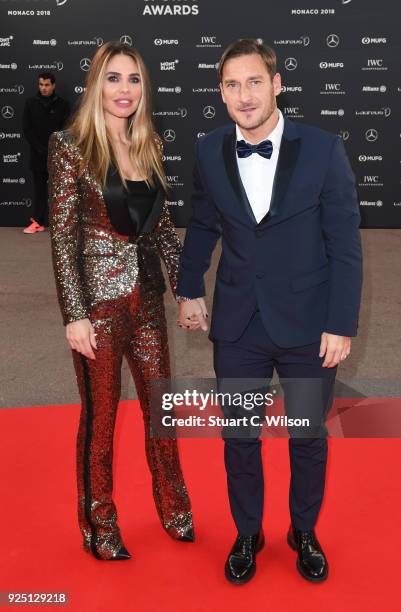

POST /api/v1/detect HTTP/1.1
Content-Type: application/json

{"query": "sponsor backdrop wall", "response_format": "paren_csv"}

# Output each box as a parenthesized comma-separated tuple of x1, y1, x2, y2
(0, 0, 400, 228)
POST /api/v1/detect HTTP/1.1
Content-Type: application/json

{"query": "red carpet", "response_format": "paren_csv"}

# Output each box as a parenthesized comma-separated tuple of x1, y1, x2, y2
(1, 401, 400, 611)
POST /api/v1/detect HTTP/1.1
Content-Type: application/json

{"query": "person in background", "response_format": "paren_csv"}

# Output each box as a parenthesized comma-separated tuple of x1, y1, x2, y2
(23, 71, 70, 234)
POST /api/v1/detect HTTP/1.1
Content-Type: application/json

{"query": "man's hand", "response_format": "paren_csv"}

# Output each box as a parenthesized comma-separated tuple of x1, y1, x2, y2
(178, 298, 208, 332)
(66, 318, 97, 360)
(319, 332, 351, 368)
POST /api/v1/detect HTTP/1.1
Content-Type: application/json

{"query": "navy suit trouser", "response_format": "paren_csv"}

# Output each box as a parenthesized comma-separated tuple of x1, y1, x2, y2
(213, 310, 337, 535)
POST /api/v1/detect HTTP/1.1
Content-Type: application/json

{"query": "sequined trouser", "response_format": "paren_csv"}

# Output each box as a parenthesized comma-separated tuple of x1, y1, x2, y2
(71, 284, 192, 559)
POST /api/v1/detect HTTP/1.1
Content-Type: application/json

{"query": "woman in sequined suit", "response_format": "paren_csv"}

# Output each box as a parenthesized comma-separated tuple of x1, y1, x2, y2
(47, 42, 194, 560)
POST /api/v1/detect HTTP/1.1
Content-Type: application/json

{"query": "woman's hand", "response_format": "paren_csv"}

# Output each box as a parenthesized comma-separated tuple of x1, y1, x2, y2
(66, 318, 97, 360)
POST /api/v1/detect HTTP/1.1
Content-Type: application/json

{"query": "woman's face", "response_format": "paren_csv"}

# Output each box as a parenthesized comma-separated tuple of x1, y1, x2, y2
(102, 53, 142, 121)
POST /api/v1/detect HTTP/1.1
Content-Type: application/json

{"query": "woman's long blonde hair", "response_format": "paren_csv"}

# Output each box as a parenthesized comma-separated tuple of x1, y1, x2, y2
(68, 41, 167, 191)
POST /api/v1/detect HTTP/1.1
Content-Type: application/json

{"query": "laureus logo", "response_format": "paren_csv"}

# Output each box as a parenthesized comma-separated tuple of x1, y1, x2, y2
(56, 0, 68, 5)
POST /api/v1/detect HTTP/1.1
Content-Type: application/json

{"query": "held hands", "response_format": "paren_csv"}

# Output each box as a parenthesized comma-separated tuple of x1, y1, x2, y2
(320, 332, 351, 368)
(178, 298, 208, 332)
(66, 318, 97, 360)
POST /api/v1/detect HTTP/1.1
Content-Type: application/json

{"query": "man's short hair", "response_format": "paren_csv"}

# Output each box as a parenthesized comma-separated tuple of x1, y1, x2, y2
(218, 38, 277, 82)
(38, 71, 56, 84)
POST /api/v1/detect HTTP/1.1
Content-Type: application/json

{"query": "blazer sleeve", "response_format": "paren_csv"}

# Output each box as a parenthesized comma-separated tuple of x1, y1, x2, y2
(320, 136, 363, 337)
(176, 139, 222, 298)
(48, 131, 89, 325)
(154, 199, 183, 298)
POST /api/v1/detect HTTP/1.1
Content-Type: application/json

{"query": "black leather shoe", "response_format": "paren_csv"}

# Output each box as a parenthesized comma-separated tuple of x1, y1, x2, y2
(224, 530, 265, 585)
(287, 526, 328, 582)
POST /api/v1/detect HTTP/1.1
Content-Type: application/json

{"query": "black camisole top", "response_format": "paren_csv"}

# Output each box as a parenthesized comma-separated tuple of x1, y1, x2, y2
(105, 175, 158, 237)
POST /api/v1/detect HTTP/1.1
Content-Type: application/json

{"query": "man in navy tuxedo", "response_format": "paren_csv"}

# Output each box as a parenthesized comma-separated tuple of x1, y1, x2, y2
(176, 39, 362, 584)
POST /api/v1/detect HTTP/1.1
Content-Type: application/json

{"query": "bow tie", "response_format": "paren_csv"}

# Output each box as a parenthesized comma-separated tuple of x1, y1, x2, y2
(236, 139, 273, 159)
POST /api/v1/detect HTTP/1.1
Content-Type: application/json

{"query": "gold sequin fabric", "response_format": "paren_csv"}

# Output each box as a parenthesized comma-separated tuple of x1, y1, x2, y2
(48, 130, 192, 559)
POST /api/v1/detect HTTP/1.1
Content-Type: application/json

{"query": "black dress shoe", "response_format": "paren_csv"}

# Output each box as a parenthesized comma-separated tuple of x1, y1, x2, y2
(224, 530, 265, 585)
(287, 526, 328, 582)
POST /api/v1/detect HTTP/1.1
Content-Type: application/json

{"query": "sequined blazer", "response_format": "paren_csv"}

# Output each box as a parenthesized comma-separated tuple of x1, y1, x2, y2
(48, 130, 181, 326)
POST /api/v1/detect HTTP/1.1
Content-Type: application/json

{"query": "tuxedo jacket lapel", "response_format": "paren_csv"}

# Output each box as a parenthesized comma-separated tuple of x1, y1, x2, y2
(102, 165, 165, 236)
(223, 128, 257, 225)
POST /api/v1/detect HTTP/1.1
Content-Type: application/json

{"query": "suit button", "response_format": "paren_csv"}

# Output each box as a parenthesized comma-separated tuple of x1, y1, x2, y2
(256, 272, 265, 279)
(255, 228, 263, 238)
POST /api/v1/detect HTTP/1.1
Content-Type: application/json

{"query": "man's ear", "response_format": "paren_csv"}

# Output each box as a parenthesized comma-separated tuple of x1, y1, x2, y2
(220, 82, 226, 105)
(273, 72, 282, 98)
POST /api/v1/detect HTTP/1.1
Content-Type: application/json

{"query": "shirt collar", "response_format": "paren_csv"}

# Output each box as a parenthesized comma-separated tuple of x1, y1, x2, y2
(236, 109, 284, 150)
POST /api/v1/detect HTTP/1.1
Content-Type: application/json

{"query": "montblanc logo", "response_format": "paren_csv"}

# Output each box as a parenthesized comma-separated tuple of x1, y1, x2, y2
(0, 63, 18, 70)
(198, 63, 219, 70)
(28, 62, 63, 71)
(281, 85, 303, 92)
(362, 37, 387, 44)
(33, 39, 57, 46)
(283, 106, 304, 118)
(362, 85, 387, 93)
(365, 128, 378, 142)
(0, 84, 24, 94)
(362, 59, 387, 71)
(153, 107, 187, 118)
(3, 152, 21, 163)
(80, 58, 91, 71)
(284, 57, 298, 70)
(321, 82, 345, 95)
(143, 2, 199, 16)
(0, 35, 14, 47)
(319, 61, 344, 69)
(358, 154, 383, 162)
(321, 108, 345, 116)
(196, 36, 221, 48)
(158, 86, 182, 94)
(274, 36, 310, 46)
(154, 39, 179, 46)
(360, 200, 383, 207)
(160, 60, 179, 71)
(68, 37, 103, 47)
(355, 107, 391, 118)
(326, 34, 340, 48)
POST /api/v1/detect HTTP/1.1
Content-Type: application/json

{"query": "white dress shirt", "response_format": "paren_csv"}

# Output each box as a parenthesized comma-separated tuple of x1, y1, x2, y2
(236, 109, 284, 223)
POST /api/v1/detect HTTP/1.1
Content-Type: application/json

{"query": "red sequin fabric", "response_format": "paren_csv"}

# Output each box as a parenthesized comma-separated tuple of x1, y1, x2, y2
(48, 131, 192, 559)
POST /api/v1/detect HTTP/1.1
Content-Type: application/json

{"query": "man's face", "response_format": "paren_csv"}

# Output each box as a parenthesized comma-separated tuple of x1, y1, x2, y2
(38, 78, 56, 97)
(220, 53, 281, 133)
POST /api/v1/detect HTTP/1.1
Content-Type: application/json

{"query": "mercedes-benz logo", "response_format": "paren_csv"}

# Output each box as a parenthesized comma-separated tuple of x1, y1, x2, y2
(365, 128, 378, 142)
(327, 34, 340, 48)
(203, 105, 216, 119)
(339, 130, 350, 141)
(80, 58, 91, 72)
(285, 58, 298, 71)
(163, 129, 176, 142)
(120, 35, 133, 46)
(2, 106, 14, 119)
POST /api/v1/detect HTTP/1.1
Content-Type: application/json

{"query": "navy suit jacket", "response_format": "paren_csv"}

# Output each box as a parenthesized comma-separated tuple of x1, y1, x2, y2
(176, 118, 363, 348)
